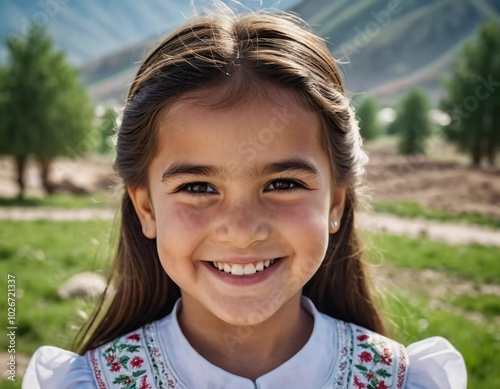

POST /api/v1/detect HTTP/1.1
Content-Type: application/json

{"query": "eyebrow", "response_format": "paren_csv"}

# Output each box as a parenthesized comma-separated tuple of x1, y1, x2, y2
(258, 157, 320, 177)
(162, 161, 218, 182)
(161, 157, 320, 182)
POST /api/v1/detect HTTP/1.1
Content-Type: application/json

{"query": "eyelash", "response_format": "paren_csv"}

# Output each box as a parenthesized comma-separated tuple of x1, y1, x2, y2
(264, 179, 304, 193)
(175, 178, 305, 196)
(175, 182, 217, 197)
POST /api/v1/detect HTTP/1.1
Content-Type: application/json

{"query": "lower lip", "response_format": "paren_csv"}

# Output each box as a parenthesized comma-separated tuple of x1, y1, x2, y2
(203, 258, 286, 286)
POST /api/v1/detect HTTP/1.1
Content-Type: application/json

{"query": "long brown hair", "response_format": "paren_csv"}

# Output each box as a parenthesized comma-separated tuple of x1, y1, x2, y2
(74, 10, 384, 354)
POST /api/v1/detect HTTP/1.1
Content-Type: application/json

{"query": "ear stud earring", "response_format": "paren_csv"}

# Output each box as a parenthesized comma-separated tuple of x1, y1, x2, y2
(330, 221, 338, 228)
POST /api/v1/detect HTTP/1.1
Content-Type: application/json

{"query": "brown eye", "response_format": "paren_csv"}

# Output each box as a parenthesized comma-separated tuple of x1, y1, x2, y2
(265, 179, 302, 192)
(178, 182, 217, 195)
(190, 183, 208, 192)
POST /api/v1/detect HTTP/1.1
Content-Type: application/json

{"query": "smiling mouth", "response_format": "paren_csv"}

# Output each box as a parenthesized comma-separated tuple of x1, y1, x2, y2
(211, 258, 281, 276)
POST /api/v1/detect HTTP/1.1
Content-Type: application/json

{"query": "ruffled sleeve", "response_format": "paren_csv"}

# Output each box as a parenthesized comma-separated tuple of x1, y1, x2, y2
(405, 337, 467, 389)
(22, 346, 97, 389)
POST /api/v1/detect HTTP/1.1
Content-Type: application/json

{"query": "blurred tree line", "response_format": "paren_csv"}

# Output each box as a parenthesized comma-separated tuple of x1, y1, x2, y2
(0, 20, 498, 199)
(0, 24, 117, 198)
(356, 20, 500, 166)
(441, 21, 500, 166)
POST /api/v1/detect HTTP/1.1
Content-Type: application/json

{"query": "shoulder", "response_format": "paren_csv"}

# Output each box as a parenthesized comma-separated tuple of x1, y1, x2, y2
(320, 313, 466, 389)
(303, 299, 408, 388)
(405, 336, 467, 389)
(22, 346, 96, 389)
(87, 322, 178, 389)
(345, 322, 409, 389)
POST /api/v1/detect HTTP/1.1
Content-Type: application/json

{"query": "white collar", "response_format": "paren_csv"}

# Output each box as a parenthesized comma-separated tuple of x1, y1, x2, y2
(156, 296, 337, 389)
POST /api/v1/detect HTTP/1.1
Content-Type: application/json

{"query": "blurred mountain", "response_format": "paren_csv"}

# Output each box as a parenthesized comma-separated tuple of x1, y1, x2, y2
(0, 0, 300, 64)
(0, 0, 300, 103)
(1, 0, 187, 64)
(1, 0, 499, 104)
(293, 0, 500, 103)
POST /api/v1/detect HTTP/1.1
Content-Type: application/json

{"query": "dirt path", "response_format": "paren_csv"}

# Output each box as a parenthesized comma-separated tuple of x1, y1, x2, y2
(1, 207, 499, 247)
(359, 213, 500, 246)
(0, 207, 116, 221)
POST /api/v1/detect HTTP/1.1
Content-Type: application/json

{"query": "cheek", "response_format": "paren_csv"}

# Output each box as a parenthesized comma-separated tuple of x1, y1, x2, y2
(275, 203, 329, 276)
(155, 203, 211, 269)
(274, 201, 329, 241)
(157, 203, 211, 236)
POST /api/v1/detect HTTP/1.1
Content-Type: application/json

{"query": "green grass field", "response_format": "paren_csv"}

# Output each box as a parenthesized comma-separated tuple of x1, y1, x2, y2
(0, 193, 115, 209)
(368, 232, 500, 284)
(0, 220, 499, 388)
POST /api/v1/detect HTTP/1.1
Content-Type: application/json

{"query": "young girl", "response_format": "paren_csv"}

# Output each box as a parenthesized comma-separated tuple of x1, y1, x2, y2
(24, 8, 466, 389)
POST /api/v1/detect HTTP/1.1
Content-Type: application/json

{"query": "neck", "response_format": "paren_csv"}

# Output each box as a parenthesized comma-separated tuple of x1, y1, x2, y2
(178, 293, 314, 381)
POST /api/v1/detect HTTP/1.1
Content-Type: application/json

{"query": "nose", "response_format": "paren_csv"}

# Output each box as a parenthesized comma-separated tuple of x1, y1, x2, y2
(215, 197, 271, 248)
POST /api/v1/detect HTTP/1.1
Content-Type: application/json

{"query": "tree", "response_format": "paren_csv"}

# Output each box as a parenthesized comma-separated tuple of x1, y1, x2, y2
(441, 21, 500, 166)
(356, 95, 382, 141)
(386, 109, 402, 135)
(0, 24, 94, 197)
(397, 88, 432, 155)
(96, 106, 118, 155)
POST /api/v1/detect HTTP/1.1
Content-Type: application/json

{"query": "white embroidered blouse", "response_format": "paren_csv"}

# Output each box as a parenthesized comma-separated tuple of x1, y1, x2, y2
(23, 297, 467, 389)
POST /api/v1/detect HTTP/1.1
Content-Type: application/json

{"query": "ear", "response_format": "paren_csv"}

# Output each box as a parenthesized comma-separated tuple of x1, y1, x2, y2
(328, 185, 346, 234)
(127, 186, 157, 239)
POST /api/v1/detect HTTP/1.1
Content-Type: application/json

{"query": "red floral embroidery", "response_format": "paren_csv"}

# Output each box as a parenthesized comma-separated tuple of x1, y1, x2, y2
(353, 329, 394, 389)
(357, 334, 370, 342)
(127, 333, 141, 342)
(110, 362, 121, 372)
(381, 350, 393, 366)
(377, 381, 389, 389)
(334, 322, 408, 389)
(359, 351, 373, 363)
(105, 354, 115, 364)
(353, 375, 366, 388)
(139, 375, 152, 389)
(89, 350, 107, 389)
(99, 331, 150, 387)
(397, 343, 408, 388)
(131, 356, 144, 369)
(89, 324, 178, 388)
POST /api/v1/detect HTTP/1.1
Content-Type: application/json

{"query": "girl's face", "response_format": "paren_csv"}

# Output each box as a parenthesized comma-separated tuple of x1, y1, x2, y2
(129, 87, 345, 326)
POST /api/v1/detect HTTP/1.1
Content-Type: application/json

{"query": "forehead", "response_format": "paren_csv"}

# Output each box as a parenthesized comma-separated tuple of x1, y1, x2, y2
(165, 83, 312, 120)
(159, 84, 320, 140)
(151, 86, 331, 179)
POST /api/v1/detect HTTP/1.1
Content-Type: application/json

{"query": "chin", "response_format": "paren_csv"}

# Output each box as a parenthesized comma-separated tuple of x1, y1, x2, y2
(211, 299, 279, 327)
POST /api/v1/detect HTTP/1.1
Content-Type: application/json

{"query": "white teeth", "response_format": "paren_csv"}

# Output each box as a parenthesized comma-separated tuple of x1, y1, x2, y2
(243, 263, 256, 275)
(212, 258, 280, 275)
(231, 264, 244, 275)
